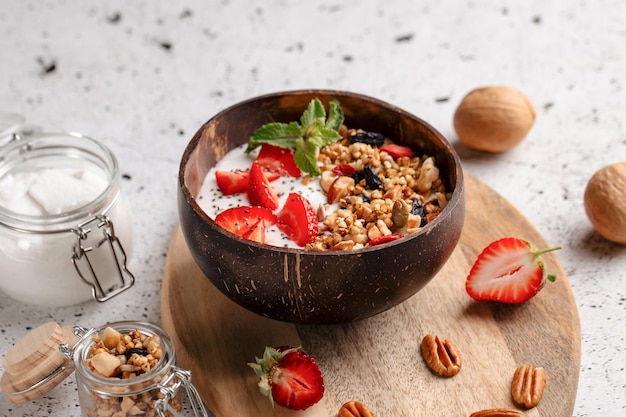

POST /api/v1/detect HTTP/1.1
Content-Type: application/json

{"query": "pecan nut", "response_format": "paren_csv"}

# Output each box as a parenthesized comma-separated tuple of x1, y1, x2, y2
(511, 364, 547, 409)
(420, 334, 462, 377)
(339, 400, 376, 417)
(469, 409, 524, 417)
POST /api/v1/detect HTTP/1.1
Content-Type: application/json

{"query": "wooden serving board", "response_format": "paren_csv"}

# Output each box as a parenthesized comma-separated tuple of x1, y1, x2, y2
(161, 173, 580, 417)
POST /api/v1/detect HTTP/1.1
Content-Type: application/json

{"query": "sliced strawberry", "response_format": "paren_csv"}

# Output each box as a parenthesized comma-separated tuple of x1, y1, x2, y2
(242, 219, 268, 243)
(380, 143, 414, 159)
(247, 161, 279, 210)
(215, 169, 280, 195)
(331, 163, 356, 177)
(255, 144, 302, 178)
(248, 346, 324, 411)
(214, 206, 277, 240)
(368, 233, 404, 246)
(215, 170, 248, 195)
(465, 237, 560, 304)
(277, 193, 319, 247)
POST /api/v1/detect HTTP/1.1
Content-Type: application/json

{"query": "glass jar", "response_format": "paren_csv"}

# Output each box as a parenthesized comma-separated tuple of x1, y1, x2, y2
(0, 131, 134, 306)
(72, 321, 207, 417)
(0, 320, 208, 417)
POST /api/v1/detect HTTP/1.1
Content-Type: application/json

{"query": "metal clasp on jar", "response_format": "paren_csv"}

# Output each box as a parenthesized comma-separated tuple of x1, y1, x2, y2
(155, 367, 209, 417)
(71, 214, 134, 302)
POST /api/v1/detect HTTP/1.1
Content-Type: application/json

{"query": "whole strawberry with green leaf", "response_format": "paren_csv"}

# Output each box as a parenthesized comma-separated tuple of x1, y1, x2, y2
(465, 237, 560, 304)
(248, 346, 324, 410)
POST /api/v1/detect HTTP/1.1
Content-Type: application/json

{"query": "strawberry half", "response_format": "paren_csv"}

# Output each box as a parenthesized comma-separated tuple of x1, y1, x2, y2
(465, 237, 560, 304)
(277, 193, 319, 247)
(255, 144, 302, 178)
(248, 346, 324, 411)
(380, 143, 413, 159)
(215, 169, 280, 195)
(214, 206, 277, 242)
(247, 161, 279, 210)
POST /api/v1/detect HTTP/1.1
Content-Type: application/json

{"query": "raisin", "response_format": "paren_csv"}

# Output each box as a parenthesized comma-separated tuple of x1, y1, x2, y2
(349, 131, 385, 146)
(363, 166, 383, 190)
(353, 170, 366, 185)
(353, 166, 383, 190)
(125, 348, 148, 358)
(411, 199, 427, 227)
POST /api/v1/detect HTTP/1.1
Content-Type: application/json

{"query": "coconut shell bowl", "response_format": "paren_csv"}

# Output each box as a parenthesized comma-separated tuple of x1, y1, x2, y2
(178, 90, 465, 324)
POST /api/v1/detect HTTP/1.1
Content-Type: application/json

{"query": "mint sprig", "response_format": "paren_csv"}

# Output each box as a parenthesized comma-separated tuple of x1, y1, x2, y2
(245, 98, 344, 176)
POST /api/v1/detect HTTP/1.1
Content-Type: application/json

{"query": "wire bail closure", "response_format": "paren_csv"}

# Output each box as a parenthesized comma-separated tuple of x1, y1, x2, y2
(155, 367, 210, 417)
(71, 214, 134, 302)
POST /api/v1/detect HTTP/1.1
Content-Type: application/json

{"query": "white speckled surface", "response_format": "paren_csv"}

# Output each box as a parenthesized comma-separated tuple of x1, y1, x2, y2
(1, 1, 625, 416)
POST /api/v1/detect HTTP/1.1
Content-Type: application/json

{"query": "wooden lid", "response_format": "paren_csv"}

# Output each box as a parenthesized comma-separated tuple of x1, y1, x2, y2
(1, 322, 79, 404)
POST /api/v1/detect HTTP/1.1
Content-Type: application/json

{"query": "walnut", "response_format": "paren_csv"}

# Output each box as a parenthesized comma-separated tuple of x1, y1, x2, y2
(453, 85, 536, 153)
(511, 364, 547, 409)
(420, 334, 462, 377)
(584, 162, 626, 244)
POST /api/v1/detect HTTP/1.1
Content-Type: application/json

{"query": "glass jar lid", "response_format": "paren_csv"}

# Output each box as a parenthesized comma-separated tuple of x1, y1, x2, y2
(0, 322, 78, 404)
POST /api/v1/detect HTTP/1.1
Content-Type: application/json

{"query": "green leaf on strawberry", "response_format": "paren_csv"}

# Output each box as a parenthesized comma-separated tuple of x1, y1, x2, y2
(248, 346, 324, 411)
(245, 98, 344, 177)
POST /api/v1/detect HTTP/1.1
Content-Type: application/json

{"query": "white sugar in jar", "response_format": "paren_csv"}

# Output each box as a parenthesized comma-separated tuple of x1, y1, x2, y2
(0, 132, 134, 306)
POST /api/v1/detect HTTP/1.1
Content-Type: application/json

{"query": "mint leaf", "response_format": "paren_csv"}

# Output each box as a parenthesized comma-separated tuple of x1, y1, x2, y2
(245, 122, 302, 153)
(245, 98, 345, 176)
(317, 127, 342, 147)
(294, 138, 322, 177)
(325, 100, 344, 131)
(300, 99, 326, 131)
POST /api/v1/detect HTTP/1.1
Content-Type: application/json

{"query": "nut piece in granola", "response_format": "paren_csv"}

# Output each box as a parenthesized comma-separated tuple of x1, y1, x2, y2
(420, 334, 462, 377)
(511, 364, 547, 409)
(469, 408, 524, 417)
(339, 400, 376, 417)
(88, 351, 121, 377)
(102, 326, 121, 350)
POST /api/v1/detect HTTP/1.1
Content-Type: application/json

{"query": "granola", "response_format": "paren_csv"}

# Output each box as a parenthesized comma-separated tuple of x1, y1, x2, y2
(308, 127, 450, 251)
(84, 327, 181, 417)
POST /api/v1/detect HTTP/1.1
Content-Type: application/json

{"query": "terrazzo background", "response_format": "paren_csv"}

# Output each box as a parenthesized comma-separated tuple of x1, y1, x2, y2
(1, 0, 625, 415)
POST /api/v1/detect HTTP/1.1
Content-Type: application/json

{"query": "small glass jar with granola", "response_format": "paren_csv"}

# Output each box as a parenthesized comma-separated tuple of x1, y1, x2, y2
(72, 321, 207, 417)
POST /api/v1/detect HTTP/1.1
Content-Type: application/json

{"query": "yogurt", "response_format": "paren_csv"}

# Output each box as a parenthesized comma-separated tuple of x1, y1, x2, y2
(0, 168, 108, 216)
(197, 144, 328, 248)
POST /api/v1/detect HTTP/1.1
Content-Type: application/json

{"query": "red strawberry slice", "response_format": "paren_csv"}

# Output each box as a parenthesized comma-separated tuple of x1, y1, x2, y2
(242, 219, 269, 243)
(247, 161, 279, 210)
(214, 206, 277, 241)
(215, 169, 280, 195)
(465, 237, 560, 304)
(277, 193, 319, 247)
(368, 233, 404, 246)
(255, 144, 302, 178)
(248, 346, 324, 411)
(380, 143, 413, 159)
(331, 163, 357, 177)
